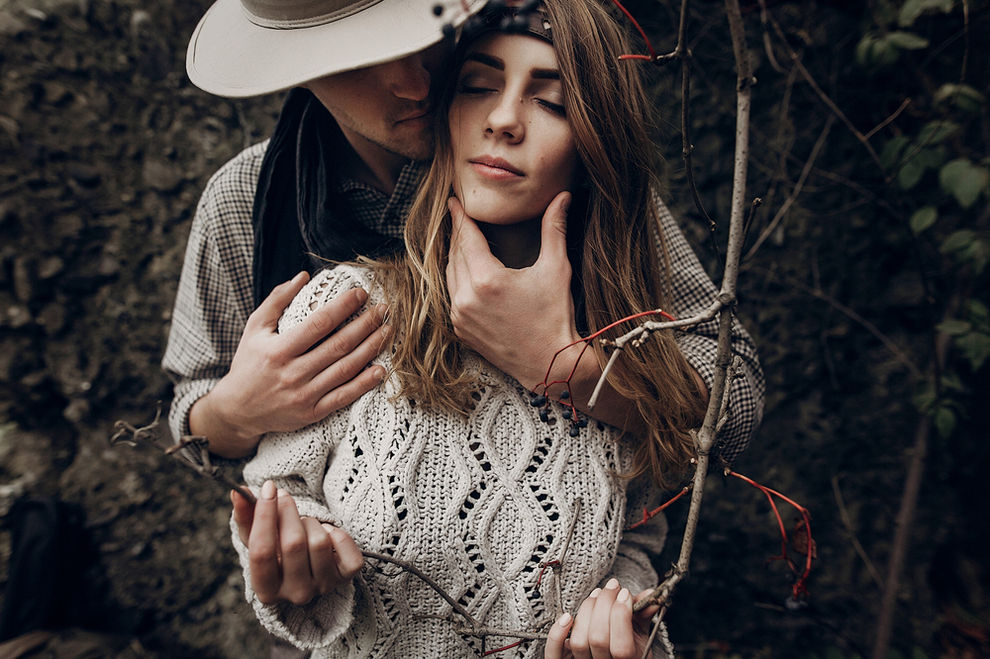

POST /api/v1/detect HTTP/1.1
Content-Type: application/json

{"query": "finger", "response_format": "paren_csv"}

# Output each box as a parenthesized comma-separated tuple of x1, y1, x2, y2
(276, 490, 316, 605)
(609, 588, 637, 659)
(588, 579, 621, 658)
(299, 304, 387, 379)
(231, 487, 256, 547)
(536, 191, 572, 267)
(302, 518, 341, 594)
(447, 197, 500, 268)
(327, 525, 364, 579)
(248, 480, 282, 603)
(544, 612, 573, 659)
(283, 287, 370, 356)
(631, 588, 661, 627)
(312, 362, 387, 420)
(247, 271, 309, 332)
(568, 589, 599, 659)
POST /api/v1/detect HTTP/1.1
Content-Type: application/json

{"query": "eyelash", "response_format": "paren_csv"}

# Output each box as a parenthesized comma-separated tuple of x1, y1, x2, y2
(456, 85, 567, 117)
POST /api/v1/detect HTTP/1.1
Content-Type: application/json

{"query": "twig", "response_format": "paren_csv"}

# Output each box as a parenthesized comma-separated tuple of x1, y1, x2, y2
(763, 7, 884, 170)
(830, 475, 884, 591)
(745, 114, 835, 261)
(109, 407, 255, 504)
(863, 98, 911, 141)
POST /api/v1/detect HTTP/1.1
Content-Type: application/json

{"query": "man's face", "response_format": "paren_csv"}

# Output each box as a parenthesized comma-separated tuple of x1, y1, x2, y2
(305, 42, 449, 162)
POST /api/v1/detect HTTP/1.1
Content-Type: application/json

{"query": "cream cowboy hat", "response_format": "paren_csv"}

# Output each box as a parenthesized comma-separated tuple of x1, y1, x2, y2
(187, 0, 488, 98)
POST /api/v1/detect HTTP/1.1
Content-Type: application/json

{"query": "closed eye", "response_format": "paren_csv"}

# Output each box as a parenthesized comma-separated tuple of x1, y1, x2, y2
(537, 98, 566, 116)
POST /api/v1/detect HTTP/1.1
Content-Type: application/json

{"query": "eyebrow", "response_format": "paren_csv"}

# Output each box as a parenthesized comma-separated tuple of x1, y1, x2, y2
(464, 52, 560, 80)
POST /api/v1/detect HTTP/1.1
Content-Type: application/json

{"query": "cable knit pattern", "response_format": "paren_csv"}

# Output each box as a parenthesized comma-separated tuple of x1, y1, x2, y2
(235, 265, 669, 658)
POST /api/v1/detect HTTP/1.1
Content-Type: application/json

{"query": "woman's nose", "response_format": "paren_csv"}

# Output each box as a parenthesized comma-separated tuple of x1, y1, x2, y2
(485, 98, 524, 143)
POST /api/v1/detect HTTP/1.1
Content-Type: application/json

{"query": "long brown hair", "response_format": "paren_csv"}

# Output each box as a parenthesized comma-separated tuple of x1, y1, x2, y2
(373, 0, 706, 488)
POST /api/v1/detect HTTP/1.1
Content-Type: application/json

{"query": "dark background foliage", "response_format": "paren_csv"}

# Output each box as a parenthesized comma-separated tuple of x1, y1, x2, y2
(0, 0, 986, 656)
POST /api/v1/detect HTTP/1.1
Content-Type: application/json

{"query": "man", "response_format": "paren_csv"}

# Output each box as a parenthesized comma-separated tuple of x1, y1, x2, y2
(164, 0, 763, 621)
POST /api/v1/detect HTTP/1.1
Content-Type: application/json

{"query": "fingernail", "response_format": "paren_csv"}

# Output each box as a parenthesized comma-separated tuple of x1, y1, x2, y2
(381, 323, 392, 338)
(617, 588, 630, 604)
(355, 288, 368, 303)
(557, 612, 572, 627)
(374, 365, 387, 382)
(605, 578, 620, 590)
(261, 480, 276, 500)
(277, 488, 289, 499)
(293, 271, 306, 282)
(321, 523, 335, 534)
(589, 588, 601, 599)
(562, 193, 571, 214)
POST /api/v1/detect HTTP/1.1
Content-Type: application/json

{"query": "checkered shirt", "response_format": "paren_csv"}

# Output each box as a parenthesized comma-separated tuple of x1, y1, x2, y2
(161, 141, 764, 465)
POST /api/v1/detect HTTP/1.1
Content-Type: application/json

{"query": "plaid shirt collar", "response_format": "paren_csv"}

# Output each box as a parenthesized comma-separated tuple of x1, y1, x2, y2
(335, 160, 427, 241)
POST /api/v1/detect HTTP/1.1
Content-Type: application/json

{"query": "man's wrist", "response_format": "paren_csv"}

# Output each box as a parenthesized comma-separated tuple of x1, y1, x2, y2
(188, 391, 261, 459)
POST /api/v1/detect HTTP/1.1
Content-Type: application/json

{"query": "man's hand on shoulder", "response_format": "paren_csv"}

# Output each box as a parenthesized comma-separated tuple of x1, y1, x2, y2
(190, 271, 390, 458)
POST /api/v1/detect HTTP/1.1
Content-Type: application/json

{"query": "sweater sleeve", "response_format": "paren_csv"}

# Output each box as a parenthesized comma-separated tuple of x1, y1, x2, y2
(654, 192, 765, 465)
(234, 420, 358, 650)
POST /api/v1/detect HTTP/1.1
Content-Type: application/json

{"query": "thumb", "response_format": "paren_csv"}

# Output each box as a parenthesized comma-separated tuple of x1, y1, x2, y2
(248, 271, 310, 331)
(537, 191, 572, 266)
(231, 488, 256, 546)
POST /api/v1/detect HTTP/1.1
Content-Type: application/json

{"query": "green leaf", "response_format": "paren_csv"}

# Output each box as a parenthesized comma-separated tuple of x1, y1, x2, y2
(917, 120, 959, 145)
(899, 0, 956, 26)
(934, 405, 956, 439)
(898, 157, 926, 189)
(968, 300, 989, 325)
(940, 229, 976, 254)
(917, 147, 947, 170)
(937, 319, 972, 335)
(958, 333, 990, 370)
(855, 34, 877, 67)
(886, 31, 930, 50)
(909, 206, 938, 234)
(934, 83, 985, 113)
(881, 136, 910, 169)
(939, 159, 990, 208)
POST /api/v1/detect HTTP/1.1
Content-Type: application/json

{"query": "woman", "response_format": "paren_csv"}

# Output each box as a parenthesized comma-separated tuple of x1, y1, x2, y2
(233, 1, 705, 656)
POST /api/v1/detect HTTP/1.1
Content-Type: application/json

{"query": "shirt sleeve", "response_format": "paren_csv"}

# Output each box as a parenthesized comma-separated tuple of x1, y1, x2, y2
(654, 191, 765, 465)
(160, 144, 264, 443)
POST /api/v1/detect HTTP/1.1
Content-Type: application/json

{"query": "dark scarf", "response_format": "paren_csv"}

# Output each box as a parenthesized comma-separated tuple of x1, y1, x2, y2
(251, 88, 402, 308)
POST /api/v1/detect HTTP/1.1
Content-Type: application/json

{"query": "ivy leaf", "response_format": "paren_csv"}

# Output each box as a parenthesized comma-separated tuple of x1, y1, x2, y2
(939, 159, 990, 208)
(940, 229, 976, 254)
(898, 157, 926, 189)
(937, 319, 972, 336)
(934, 83, 985, 113)
(881, 136, 910, 169)
(899, 0, 956, 27)
(957, 333, 990, 371)
(934, 405, 956, 439)
(909, 206, 937, 234)
(886, 31, 930, 50)
(917, 120, 959, 145)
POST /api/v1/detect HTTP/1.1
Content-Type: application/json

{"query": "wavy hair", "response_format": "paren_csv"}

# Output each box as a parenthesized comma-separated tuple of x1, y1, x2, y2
(372, 0, 706, 488)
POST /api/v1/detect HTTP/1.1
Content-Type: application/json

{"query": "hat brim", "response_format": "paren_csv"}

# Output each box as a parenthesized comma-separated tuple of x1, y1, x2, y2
(187, 0, 486, 98)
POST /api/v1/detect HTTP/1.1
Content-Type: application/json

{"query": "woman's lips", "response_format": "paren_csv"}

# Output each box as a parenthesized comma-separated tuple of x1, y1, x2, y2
(469, 156, 524, 179)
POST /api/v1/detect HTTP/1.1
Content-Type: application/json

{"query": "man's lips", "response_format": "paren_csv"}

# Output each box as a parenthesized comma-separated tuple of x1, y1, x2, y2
(396, 110, 432, 124)
(469, 156, 524, 177)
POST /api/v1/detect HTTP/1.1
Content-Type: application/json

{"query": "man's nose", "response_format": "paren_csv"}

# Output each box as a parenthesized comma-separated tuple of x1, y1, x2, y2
(386, 53, 432, 102)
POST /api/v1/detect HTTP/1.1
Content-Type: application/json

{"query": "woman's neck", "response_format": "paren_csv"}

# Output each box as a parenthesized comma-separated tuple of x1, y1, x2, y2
(478, 218, 542, 269)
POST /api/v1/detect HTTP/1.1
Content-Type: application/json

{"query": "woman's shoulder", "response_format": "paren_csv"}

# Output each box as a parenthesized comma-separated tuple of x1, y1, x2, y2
(278, 264, 382, 334)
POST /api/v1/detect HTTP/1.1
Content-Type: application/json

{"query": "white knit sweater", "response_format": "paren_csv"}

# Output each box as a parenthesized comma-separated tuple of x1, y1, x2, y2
(233, 265, 669, 658)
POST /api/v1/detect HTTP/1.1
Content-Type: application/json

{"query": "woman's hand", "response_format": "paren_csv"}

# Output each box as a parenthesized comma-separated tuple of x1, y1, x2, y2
(231, 480, 363, 605)
(544, 579, 659, 659)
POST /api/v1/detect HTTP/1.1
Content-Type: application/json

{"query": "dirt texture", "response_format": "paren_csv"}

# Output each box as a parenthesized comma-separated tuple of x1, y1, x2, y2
(0, 1, 282, 655)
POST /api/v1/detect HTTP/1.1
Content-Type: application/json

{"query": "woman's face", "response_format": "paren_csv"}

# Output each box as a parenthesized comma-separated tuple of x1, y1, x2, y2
(449, 33, 580, 226)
